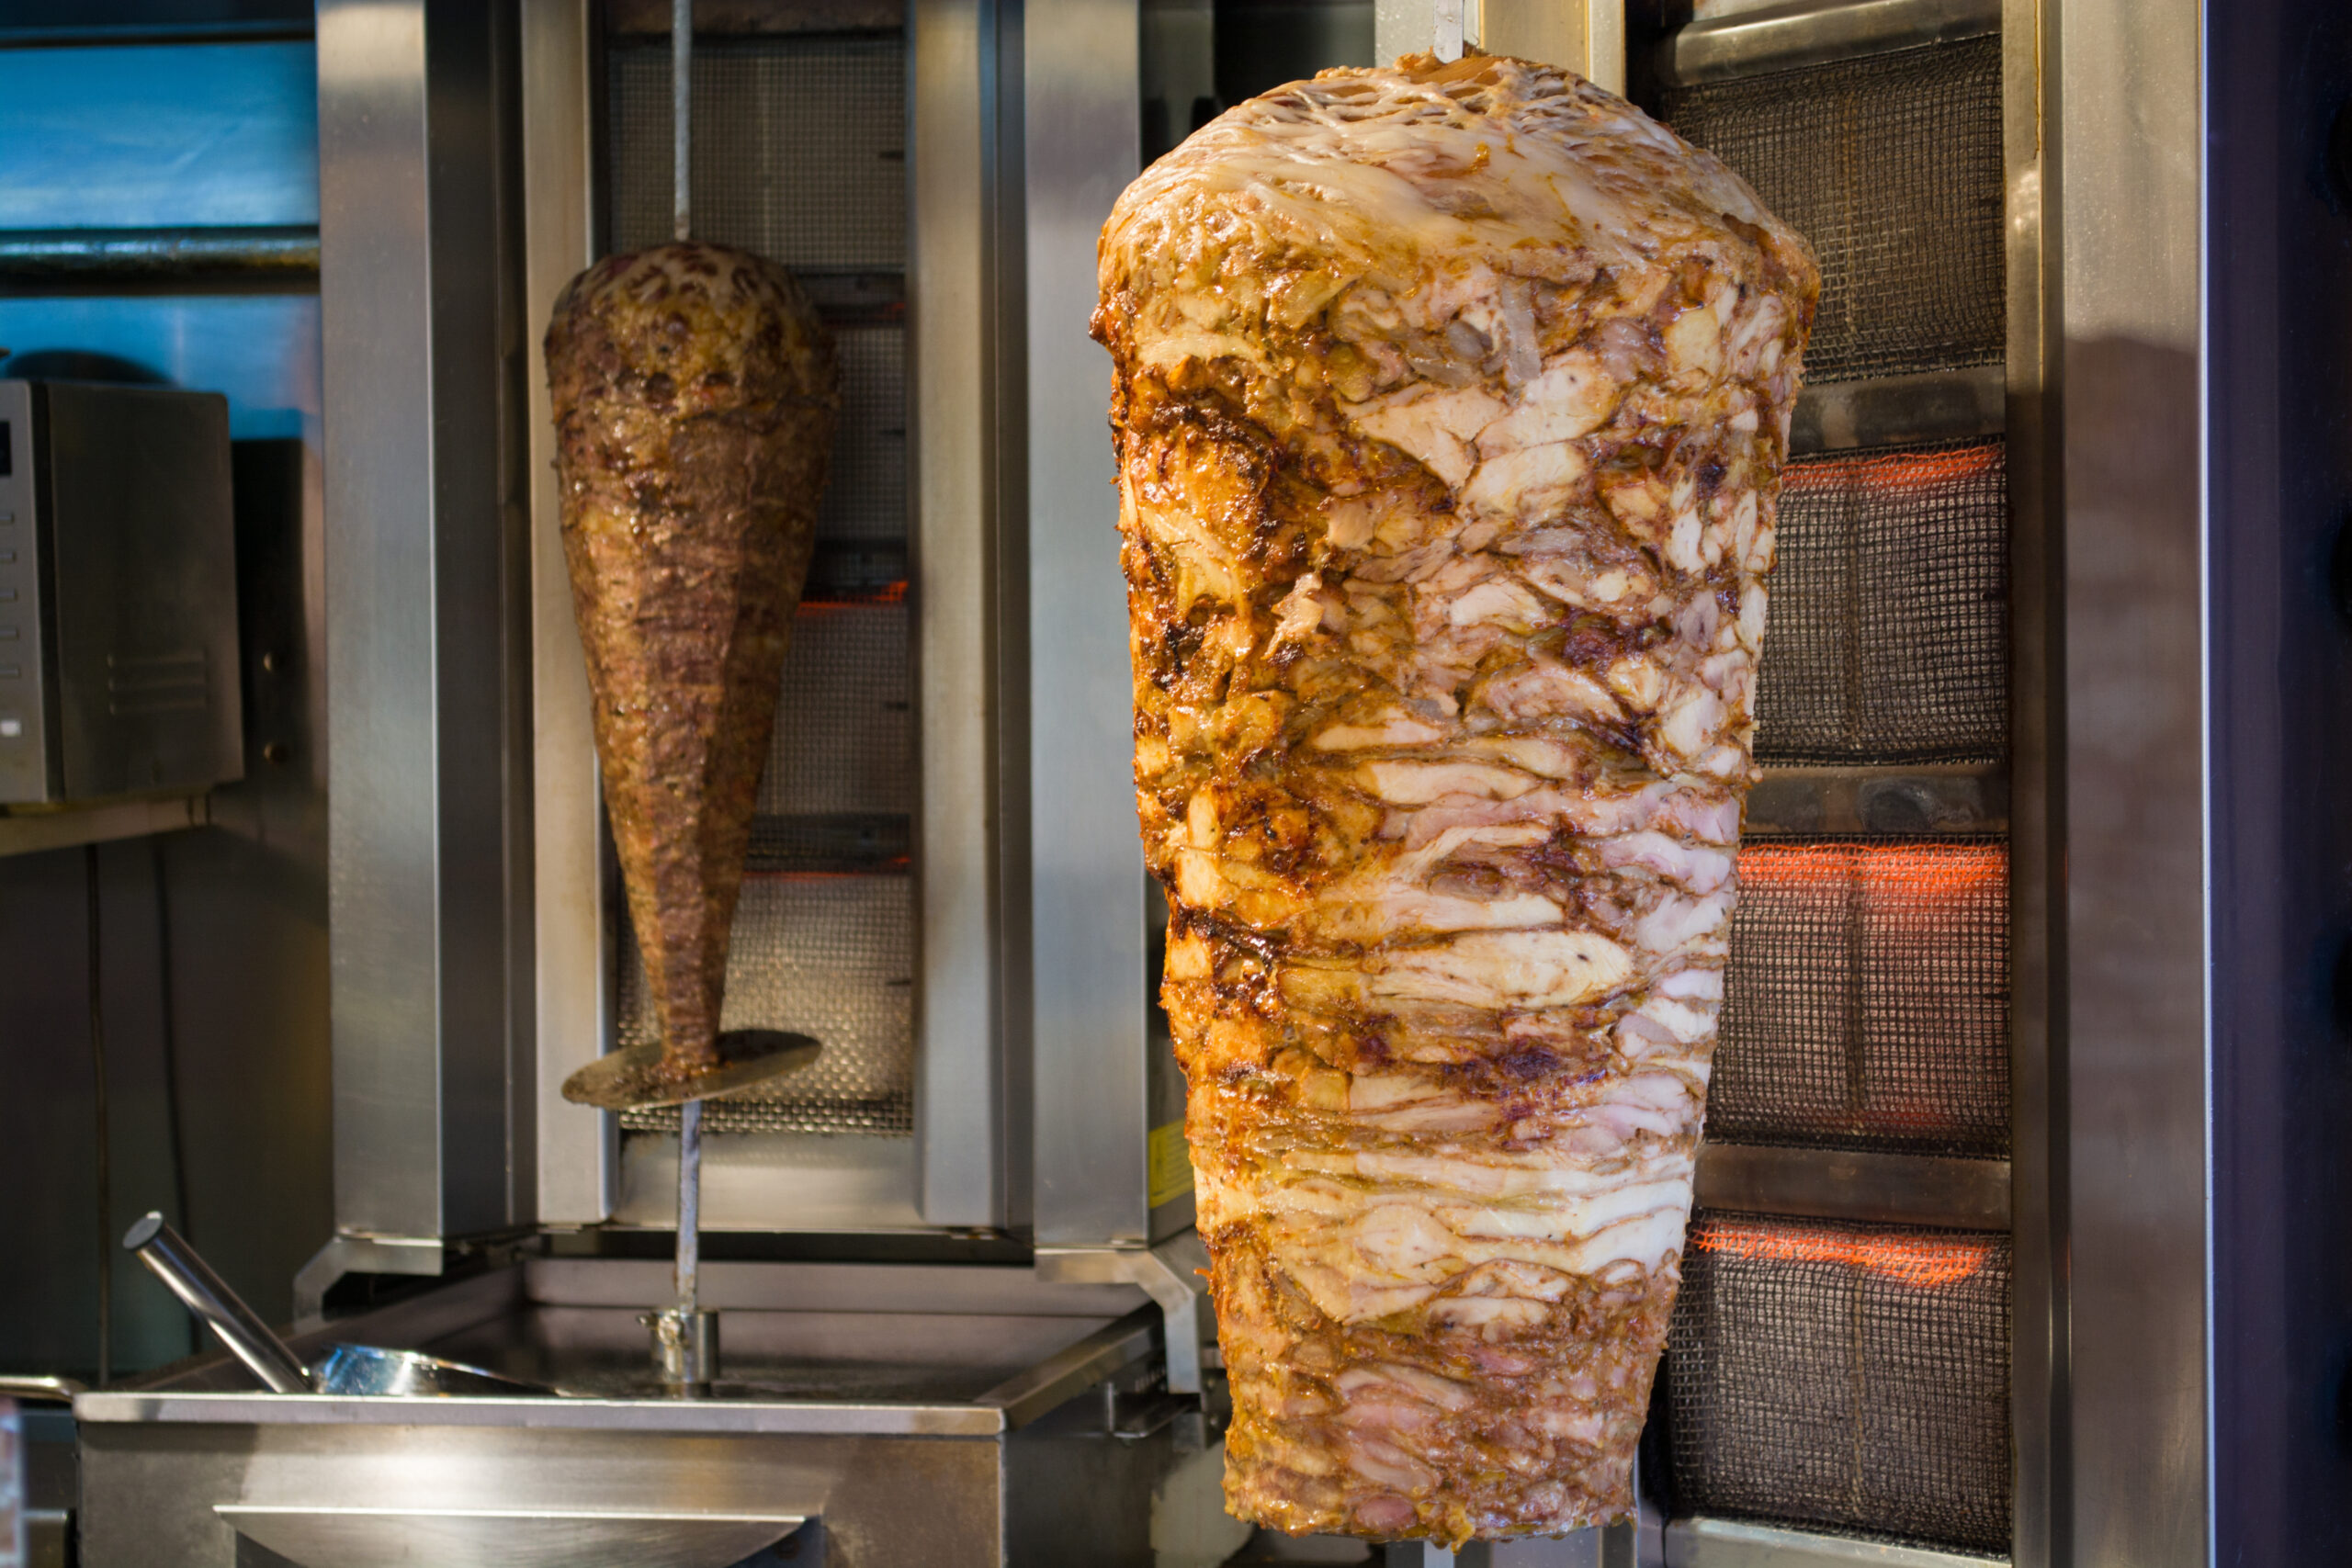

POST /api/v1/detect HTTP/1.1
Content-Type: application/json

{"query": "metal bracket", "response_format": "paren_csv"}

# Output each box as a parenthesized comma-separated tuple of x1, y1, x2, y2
(290, 1234, 447, 1329)
(1035, 1230, 1213, 1394)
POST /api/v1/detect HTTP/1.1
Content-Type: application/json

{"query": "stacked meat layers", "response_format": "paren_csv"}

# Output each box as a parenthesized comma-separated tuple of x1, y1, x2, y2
(547, 242, 840, 1084)
(1094, 54, 1815, 1544)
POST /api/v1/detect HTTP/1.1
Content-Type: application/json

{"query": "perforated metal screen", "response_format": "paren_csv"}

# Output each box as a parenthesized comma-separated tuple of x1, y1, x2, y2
(605, 27, 914, 1140)
(1660, 35, 2007, 384)
(1715, 840, 2009, 1157)
(618, 874, 916, 1136)
(609, 36, 907, 270)
(1669, 1215, 2013, 1554)
(1757, 439, 2009, 766)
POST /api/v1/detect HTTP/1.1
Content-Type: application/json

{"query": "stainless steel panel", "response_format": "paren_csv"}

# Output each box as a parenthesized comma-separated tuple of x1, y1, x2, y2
(1661, 0, 2001, 86)
(616, 1130, 926, 1230)
(521, 0, 612, 1228)
(319, 0, 531, 1239)
(215, 1505, 803, 1568)
(1694, 1144, 2010, 1229)
(1024, 0, 1150, 1247)
(1791, 367, 2007, 455)
(2045, 0, 2208, 1562)
(1999, 4, 2055, 1565)
(0, 41, 318, 230)
(913, 0, 1009, 1228)
(1662, 1516, 2003, 1568)
(1746, 764, 2007, 836)
(38, 383, 244, 804)
(79, 1420, 1008, 1567)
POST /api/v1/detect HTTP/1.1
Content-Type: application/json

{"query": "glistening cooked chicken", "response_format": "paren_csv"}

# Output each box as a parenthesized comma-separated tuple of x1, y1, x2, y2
(1094, 54, 1816, 1544)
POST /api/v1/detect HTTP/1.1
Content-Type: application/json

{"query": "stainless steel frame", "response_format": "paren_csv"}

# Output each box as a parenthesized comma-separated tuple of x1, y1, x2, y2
(515, 0, 1017, 1236)
(2039, 0, 2208, 1562)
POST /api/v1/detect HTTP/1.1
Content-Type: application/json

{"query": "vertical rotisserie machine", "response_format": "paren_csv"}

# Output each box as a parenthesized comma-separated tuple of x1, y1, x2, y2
(70, 0, 2282, 1563)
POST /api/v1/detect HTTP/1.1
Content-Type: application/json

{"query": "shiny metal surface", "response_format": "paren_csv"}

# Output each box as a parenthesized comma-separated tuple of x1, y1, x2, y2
(215, 1504, 802, 1568)
(911, 0, 1012, 1228)
(1744, 763, 2007, 836)
(2045, 0, 2208, 1561)
(0, 40, 318, 231)
(519, 0, 613, 1229)
(319, 0, 531, 1240)
(1660, 0, 2001, 85)
(309, 1344, 550, 1399)
(1997, 3, 2057, 1563)
(0, 226, 318, 283)
(1693, 1143, 2010, 1230)
(1035, 1231, 1211, 1394)
(124, 1213, 311, 1394)
(0, 1380, 80, 1405)
(1024, 0, 1151, 1247)
(1790, 367, 2007, 454)
(615, 1127, 927, 1229)
(82, 1421, 1002, 1566)
(1662, 1516, 2004, 1567)
(77, 1260, 1179, 1563)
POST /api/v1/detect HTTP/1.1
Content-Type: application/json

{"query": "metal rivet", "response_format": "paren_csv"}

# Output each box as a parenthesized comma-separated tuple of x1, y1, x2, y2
(262, 740, 289, 765)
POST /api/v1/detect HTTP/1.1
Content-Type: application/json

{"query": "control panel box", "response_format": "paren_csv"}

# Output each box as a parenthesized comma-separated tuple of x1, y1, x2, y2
(0, 379, 243, 805)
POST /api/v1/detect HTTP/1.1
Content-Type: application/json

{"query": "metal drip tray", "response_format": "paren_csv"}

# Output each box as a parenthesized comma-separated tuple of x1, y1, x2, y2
(75, 1259, 1183, 1567)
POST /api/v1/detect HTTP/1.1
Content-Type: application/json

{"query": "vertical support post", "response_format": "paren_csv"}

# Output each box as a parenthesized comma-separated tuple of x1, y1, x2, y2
(1023, 0, 1148, 1246)
(318, 0, 532, 1241)
(912, 0, 1012, 1228)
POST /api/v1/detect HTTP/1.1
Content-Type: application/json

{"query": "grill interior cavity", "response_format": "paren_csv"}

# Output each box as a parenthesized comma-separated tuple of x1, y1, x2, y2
(606, 22, 915, 1141)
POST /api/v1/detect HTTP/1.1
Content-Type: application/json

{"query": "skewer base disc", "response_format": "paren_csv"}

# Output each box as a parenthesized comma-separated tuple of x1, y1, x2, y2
(561, 1030, 821, 1112)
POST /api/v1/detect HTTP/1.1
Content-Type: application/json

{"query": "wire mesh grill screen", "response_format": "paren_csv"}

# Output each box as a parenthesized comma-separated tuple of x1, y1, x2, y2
(1660, 36, 2005, 383)
(1756, 439, 2008, 766)
(757, 603, 914, 818)
(619, 874, 915, 1136)
(609, 36, 907, 271)
(817, 325, 909, 542)
(1714, 840, 2009, 1156)
(1669, 1215, 2012, 1553)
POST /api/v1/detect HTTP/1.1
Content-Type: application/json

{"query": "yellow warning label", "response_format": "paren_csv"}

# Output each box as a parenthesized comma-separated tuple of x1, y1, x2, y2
(1148, 1120, 1194, 1210)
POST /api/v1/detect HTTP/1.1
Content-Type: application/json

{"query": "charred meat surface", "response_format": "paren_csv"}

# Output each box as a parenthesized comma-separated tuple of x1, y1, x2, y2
(547, 241, 840, 1083)
(1095, 54, 1816, 1544)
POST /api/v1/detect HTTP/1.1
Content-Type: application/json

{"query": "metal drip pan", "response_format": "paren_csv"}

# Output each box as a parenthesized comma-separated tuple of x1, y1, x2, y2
(75, 1258, 1183, 1566)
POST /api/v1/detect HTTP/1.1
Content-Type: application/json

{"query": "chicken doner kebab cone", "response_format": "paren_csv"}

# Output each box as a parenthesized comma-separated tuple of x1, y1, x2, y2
(548, 241, 839, 1113)
(1096, 54, 1816, 1545)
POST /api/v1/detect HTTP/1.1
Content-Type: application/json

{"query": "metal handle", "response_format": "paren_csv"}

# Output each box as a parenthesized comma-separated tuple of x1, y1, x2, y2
(123, 1212, 313, 1394)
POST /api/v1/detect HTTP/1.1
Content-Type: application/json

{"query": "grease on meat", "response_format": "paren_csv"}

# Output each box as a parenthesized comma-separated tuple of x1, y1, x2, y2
(1095, 52, 1815, 1545)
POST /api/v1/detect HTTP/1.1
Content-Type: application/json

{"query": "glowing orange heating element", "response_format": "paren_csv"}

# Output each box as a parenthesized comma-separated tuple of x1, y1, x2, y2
(1692, 1222, 1994, 1290)
(1785, 442, 2002, 499)
(1736, 840, 2007, 903)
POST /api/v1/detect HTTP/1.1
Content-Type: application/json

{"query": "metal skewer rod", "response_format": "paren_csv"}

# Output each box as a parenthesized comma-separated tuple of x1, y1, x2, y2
(646, 0, 718, 1396)
(676, 1097, 703, 1314)
(673, 0, 693, 241)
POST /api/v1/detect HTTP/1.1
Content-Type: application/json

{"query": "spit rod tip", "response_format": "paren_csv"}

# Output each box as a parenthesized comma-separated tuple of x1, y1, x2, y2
(122, 1211, 165, 1251)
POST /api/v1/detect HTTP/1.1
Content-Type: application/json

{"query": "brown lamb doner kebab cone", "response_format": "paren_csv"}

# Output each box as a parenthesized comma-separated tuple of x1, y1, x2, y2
(546, 242, 840, 1102)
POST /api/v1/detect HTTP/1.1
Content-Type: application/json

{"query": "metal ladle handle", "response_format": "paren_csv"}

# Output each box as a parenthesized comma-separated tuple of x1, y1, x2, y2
(123, 1212, 312, 1394)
